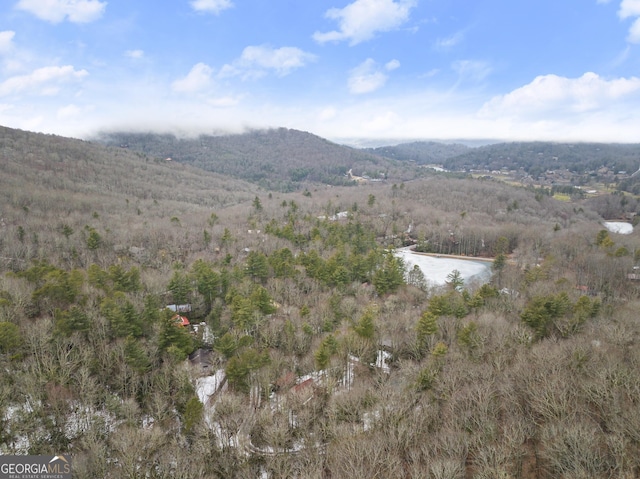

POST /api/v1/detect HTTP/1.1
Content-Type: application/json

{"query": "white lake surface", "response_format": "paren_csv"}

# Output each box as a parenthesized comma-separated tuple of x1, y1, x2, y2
(395, 247, 493, 288)
(603, 221, 634, 235)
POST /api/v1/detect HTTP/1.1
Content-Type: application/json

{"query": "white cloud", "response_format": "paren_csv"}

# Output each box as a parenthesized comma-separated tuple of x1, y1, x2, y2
(220, 45, 316, 79)
(0, 31, 16, 55)
(420, 68, 440, 79)
(124, 49, 144, 59)
(206, 95, 241, 107)
(614, 0, 640, 42)
(313, 0, 416, 45)
(610, 45, 631, 67)
(0, 65, 88, 96)
(172, 63, 213, 93)
(190, 0, 233, 14)
(435, 31, 465, 50)
(619, 0, 640, 18)
(318, 106, 338, 121)
(385, 59, 400, 71)
(16, 0, 107, 24)
(627, 17, 640, 42)
(480, 72, 640, 119)
(452, 60, 492, 83)
(8, 76, 640, 144)
(363, 111, 399, 131)
(348, 58, 389, 94)
(0, 32, 32, 73)
(299, 84, 640, 143)
(57, 104, 82, 119)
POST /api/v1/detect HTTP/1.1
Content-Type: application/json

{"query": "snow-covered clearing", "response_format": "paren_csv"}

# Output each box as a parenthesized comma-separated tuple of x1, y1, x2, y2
(603, 221, 633, 235)
(395, 247, 493, 288)
(196, 369, 227, 406)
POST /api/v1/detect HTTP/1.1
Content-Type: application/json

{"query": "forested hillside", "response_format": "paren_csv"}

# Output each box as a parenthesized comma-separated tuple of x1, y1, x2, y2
(370, 139, 640, 195)
(371, 139, 640, 178)
(2, 125, 640, 478)
(97, 128, 414, 191)
(365, 140, 470, 165)
(441, 141, 640, 177)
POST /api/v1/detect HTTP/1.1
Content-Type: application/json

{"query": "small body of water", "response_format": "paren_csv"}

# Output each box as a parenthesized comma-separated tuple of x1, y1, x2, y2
(603, 221, 633, 235)
(395, 248, 493, 288)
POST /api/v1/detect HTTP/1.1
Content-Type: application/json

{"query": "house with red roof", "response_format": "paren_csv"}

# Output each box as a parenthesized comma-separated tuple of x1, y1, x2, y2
(172, 314, 190, 327)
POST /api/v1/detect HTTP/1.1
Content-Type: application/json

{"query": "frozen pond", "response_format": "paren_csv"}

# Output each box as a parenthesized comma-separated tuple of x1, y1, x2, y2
(603, 221, 633, 235)
(395, 248, 493, 288)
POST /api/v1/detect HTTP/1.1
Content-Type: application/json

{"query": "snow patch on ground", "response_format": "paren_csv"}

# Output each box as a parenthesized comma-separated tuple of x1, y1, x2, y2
(395, 248, 493, 287)
(196, 369, 226, 406)
(317, 211, 349, 221)
(2, 401, 116, 455)
(376, 350, 392, 373)
(65, 404, 117, 439)
(192, 322, 215, 345)
(603, 221, 633, 235)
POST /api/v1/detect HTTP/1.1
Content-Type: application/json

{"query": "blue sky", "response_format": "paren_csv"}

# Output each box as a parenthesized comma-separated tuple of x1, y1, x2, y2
(1, 0, 640, 143)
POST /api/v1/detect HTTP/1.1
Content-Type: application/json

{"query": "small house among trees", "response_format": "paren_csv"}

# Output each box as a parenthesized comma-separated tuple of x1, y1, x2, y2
(172, 314, 190, 327)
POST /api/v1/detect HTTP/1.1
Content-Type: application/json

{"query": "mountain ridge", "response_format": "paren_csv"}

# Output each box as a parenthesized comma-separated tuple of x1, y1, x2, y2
(96, 127, 412, 191)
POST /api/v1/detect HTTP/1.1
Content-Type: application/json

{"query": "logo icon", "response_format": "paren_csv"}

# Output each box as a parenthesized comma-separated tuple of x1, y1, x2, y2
(0, 454, 72, 479)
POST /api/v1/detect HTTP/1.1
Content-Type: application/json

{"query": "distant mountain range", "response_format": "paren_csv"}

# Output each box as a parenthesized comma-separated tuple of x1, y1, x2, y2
(96, 128, 417, 191)
(439, 141, 640, 176)
(4, 122, 640, 197)
(363, 141, 471, 165)
(96, 128, 640, 191)
(364, 140, 640, 176)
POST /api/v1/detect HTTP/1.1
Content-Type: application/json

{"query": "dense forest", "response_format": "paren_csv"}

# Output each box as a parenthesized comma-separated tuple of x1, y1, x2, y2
(97, 128, 416, 192)
(380, 140, 640, 180)
(2, 125, 640, 478)
(99, 130, 640, 195)
(364, 141, 470, 165)
(370, 139, 640, 197)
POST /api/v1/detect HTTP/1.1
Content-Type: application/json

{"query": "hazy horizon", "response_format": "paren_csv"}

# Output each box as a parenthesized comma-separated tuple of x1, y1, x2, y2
(2, 1, 640, 143)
